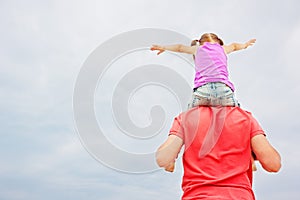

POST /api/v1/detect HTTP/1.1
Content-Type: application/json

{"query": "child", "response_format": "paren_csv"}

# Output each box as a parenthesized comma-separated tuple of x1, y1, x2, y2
(151, 33, 256, 109)
(151, 33, 257, 172)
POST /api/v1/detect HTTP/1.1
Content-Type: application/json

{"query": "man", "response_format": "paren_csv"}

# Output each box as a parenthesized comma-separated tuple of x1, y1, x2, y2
(156, 106, 281, 200)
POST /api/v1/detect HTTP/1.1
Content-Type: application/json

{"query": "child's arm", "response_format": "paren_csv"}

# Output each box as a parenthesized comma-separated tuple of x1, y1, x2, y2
(223, 39, 256, 54)
(151, 44, 197, 55)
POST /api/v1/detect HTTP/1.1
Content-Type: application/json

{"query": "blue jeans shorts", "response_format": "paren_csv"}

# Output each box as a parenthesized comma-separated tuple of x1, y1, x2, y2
(188, 82, 239, 109)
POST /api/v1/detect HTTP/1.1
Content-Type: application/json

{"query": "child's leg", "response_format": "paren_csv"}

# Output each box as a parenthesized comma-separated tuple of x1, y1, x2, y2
(188, 92, 210, 109)
(252, 151, 258, 171)
(213, 82, 239, 107)
(188, 83, 212, 109)
(251, 155, 257, 171)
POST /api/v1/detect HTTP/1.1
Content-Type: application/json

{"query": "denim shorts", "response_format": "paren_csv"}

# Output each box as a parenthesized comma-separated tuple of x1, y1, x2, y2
(188, 82, 239, 109)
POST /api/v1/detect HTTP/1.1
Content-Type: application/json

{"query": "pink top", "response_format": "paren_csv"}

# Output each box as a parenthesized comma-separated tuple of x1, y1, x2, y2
(194, 42, 235, 91)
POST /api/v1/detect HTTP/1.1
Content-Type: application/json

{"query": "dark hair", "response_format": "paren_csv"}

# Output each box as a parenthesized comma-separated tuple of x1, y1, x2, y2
(199, 33, 224, 46)
(190, 39, 199, 46)
(190, 39, 199, 60)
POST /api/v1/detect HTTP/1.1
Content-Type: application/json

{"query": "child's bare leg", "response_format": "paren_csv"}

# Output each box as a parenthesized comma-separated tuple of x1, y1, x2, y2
(252, 154, 257, 171)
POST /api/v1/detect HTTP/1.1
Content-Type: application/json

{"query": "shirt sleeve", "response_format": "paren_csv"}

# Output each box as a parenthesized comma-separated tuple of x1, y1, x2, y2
(249, 114, 265, 138)
(169, 114, 185, 143)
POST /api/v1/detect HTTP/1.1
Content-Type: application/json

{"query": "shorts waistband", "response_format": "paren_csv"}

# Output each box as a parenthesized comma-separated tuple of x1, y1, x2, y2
(193, 82, 230, 92)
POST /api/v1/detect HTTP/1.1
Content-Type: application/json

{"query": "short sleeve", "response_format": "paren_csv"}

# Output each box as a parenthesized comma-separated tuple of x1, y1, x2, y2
(249, 114, 265, 138)
(169, 114, 185, 142)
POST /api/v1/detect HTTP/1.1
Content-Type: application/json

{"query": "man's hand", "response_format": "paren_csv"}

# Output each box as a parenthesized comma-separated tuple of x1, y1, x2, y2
(164, 162, 175, 172)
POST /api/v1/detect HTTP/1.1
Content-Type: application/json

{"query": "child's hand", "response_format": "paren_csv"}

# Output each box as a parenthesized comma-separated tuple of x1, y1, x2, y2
(164, 162, 175, 172)
(150, 45, 165, 55)
(246, 39, 256, 48)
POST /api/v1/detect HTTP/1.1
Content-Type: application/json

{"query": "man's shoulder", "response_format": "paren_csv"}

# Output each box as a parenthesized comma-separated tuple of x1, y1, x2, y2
(226, 107, 255, 118)
(178, 106, 254, 118)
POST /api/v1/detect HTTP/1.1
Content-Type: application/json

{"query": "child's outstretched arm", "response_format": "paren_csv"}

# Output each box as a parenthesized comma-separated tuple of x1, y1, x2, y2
(223, 39, 256, 54)
(151, 44, 197, 55)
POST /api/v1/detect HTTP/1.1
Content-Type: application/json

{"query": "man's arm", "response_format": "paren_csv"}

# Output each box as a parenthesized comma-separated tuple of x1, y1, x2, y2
(251, 134, 281, 172)
(156, 135, 184, 172)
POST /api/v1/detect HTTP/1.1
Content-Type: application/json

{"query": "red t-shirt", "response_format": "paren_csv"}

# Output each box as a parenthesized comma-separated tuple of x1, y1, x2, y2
(169, 106, 264, 200)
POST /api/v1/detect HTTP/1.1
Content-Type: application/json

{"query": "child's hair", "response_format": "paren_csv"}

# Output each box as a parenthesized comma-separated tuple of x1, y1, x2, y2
(191, 33, 224, 46)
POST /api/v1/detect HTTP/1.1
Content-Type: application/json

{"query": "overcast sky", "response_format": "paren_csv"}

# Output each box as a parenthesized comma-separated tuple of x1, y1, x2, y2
(1, 0, 300, 199)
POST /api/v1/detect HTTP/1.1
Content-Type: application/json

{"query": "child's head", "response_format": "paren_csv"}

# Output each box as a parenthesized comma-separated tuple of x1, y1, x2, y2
(191, 33, 224, 46)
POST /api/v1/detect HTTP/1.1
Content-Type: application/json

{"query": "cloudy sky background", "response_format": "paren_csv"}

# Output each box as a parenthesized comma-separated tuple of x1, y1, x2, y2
(1, 0, 300, 199)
